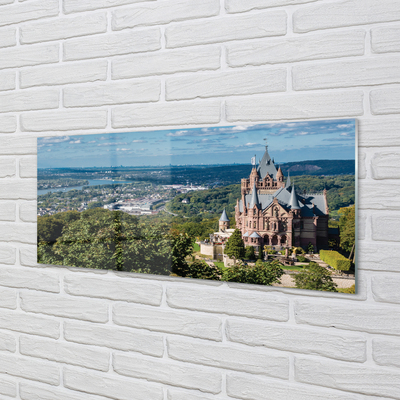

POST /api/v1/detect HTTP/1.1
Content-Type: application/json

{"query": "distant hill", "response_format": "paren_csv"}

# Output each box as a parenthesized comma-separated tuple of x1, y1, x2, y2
(279, 159, 355, 176)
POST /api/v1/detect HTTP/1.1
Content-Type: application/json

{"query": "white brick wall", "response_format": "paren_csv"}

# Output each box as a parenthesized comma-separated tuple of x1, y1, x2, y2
(0, 1, 399, 399)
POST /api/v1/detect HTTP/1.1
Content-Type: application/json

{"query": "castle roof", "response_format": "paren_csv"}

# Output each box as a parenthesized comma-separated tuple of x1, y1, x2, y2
(250, 232, 262, 238)
(286, 172, 291, 188)
(289, 184, 301, 210)
(249, 182, 260, 209)
(256, 145, 278, 179)
(219, 208, 230, 222)
(239, 186, 327, 217)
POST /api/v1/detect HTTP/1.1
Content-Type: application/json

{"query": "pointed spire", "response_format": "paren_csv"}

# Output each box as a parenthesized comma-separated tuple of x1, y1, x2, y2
(286, 172, 291, 188)
(249, 182, 260, 209)
(289, 184, 301, 210)
(276, 166, 283, 178)
(219, 208, 230, 222)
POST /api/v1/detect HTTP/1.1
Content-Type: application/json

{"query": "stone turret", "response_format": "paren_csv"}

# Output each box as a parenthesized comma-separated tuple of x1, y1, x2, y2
(219, 208, 230, 231)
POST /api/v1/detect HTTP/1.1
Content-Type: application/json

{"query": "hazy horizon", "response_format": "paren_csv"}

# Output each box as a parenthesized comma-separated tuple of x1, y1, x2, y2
(38, 119, 356, 169)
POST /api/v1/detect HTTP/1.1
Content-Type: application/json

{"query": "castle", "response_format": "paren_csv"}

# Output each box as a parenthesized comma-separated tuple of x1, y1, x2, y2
(235, 143, 329, 251)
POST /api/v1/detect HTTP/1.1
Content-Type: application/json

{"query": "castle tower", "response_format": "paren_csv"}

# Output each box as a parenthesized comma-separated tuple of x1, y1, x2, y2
(219, 208, 230, 231)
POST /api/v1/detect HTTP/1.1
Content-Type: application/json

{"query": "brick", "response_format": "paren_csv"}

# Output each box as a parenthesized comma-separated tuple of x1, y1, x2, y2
(64, 28, 161, 61)
(0, 287, 17, 309)
(372, 275, 400, 304)
(20, 12, 107, 44)
(113, 303, 222, 341)
(21, 109, 108, 132)
(226, 319, 366, 363)
(358, 152, 366, 179)
(0, 309, 59, 338)
(20, 382, 113, 400)
(20, 335, 110, 371)
(64, 79, 161, 107)
(64, 367, 163, 400)
(0, 202, 16, 221)
(359, 183, 400, 209)
(0, 89, 59, 114)
(167, 389, 224, 400)
(19, 244, 37, 267)
(64, 0, 157, 14)
(227, 30, 365, 67)
(112, 100, 221, 128)
(166, 11, 287, 48)
(226, 0, 316, 13)
(0, 70, 15, 91)
(64, 274, 163, 305)
(295, 299, 400, 336)
(0, 222, 36, 242)
(0, 43, 58, 70)
(372, 24, 400, 53)
(0, 353, 59, 385)
(166, 68, 286, 100)
(0, 180, 36, 200)
(371, 151, 400, 179)
(0, 331, 16, 352)
(112, 0, 219, 30)
(112, 46, 221, 79)
(21, 60, 108, 89)
(371, 87, 400, 115)
(167, 336, 289, 378)
(226, 371, 361, 400)
(167, 285, 289, 321)
(0, 0, 58, 27)
(360, 117, 400, 147)
(373, 338, 400, 368)
(0, 157, 16, 177)
(0, 27, 15, 48)
(293, 0, 400, 33)
(0, 376, 16, 398)
(0, 136, 36, 155)
(293, 57, 400, 91)
(0, 244, 16, 264)
(372, 214, 400, 242)
(0, 115, 17, 133)
(20, 291, 109, 323)
(19, 201, 37, 223)
(295, 356, 400, 399)
(0, 266, 59, 292)
(0, 0, 13, 5)
(358, 241, 400, 272)
(113, 353, 222, 394)
(226, 91, 363, 122)
(64, 320, 164, 357)
(19, 156, 37, 178)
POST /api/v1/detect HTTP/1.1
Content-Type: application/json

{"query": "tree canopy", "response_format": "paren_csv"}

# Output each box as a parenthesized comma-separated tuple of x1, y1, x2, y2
(294, 262, 337, 292)
(338, 205, 355, 253)
(224, 229, 245, 260)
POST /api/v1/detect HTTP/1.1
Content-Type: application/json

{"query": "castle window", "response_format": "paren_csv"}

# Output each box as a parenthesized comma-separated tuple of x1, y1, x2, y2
(253, 222, 256, 229)
(300, 221, 304, 229)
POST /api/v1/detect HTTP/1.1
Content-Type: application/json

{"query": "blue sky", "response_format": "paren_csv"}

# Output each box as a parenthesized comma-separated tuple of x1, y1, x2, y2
(37, 119, 356, 168)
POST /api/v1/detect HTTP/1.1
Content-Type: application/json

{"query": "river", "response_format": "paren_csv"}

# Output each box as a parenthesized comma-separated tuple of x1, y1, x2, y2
(37, 179, 133, 196)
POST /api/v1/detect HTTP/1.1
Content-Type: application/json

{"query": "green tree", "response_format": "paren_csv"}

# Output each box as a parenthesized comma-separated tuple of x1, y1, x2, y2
(178, 260, 221, 280)
(224, 229, 245, 261)
(294, 262, 337, 292)
(223, 260, 284, 286)
(245, 246, 255, 260)
(338, 205, 355, 252)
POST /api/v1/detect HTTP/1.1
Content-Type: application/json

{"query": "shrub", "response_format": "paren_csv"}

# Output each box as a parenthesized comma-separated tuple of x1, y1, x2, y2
(294, 262, 337, 292)
(183, 260, 221, 280)
(223, 260, 284, 286)
(297, 255, 309, 263)
(245, 246, 255, 260)
(320, 250, 351, 271)
(338, 284, 355, 294)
